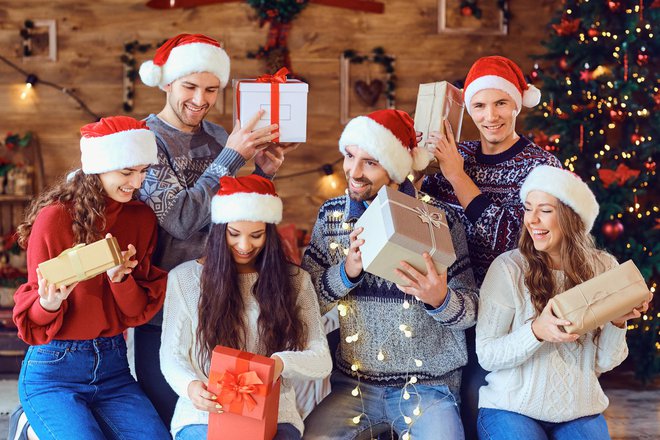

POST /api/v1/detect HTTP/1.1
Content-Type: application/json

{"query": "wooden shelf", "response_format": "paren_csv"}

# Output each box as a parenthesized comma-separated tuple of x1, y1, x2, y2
(0, 195, 33, 203)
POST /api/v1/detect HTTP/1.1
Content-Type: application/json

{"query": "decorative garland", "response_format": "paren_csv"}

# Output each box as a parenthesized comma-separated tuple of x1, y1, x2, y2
(460, 0, 510, 25)
(120, 40, 166, 112)
(343, 47, 396, 109)
(19, 20, 35, 57)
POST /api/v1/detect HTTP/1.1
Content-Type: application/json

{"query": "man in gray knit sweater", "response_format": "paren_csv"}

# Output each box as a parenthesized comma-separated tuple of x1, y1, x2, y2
(134, 34, 293, 426)
(302, 110, 477, 440)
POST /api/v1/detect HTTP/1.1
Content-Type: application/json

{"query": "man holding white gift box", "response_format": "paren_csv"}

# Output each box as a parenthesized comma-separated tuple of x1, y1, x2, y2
(135, 33, 297, 426)
(302, 109, 478, 439)
(420, 55, 561, 439)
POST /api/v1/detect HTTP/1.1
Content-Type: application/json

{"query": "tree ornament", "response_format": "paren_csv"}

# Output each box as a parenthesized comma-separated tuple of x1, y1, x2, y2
(558, 56, 570, 71)
(579, 69, 593, 83)
(637, 53, 649, 66)
(530, 64, 542, 82)
(461, 5, 473, 16)
(552, 18, 581, 36)
(601, 219, 624, 241)
(608, 1, 621, 12)
(645, 161, 656, 172)
(587, 27, 599, 37)
(598, 163, 641, 187)
(609, 109, 625, 122)
(631, 132, 642, 143)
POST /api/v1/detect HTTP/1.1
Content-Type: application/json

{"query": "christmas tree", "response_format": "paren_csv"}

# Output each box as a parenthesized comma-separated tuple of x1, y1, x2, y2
(525, 0, 659, 382)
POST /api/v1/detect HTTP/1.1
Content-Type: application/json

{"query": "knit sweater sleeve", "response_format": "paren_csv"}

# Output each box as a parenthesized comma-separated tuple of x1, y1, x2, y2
(12, 205, 73, 345)
(273, 269, 333, 381)
(160, 266, 201, 398)
(137, 140, 245, 241)
(464, 153, 562, 255)
(109, 209, 167, 327)
(302, 201, 360, 311)
(476, 255, 544, 371)
(426, 207, 478, 329)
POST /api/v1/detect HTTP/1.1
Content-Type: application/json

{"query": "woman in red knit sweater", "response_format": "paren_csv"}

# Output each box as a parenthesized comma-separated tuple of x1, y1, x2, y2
(12, 116, 170, 439)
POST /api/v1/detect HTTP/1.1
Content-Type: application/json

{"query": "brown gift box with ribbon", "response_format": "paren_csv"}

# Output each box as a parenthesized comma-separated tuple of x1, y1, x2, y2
(551, 260, 651, 336)
(38, 237, 123, 288)
(207, 345, 281, 440)
(413, 81, 465, 175)
(354, 185, 456, 285)
(233, 67, 308, 143)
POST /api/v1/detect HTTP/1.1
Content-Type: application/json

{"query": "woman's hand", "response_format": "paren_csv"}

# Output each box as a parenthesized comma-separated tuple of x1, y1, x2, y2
(531, 302, 580, 343)
(105, 233, 138, 283)
(611, 293, 653, 328)
(272, 354, 284, 381)
(187, 380, 222, 413)
(37, 268, 78, 312)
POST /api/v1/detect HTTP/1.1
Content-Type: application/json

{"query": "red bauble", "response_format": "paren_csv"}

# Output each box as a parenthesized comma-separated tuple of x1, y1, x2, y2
(587, 28, 599, 37)
(559, 57, 570, 71)
(631, 133, 642, 143)
(645, 161, 656, 172)
(609, 109, 625, 122)
(637, 53, 649, 66)
(608, 1, 621, 11)
(602, 220, 624, 241)
(461, 6, 473, 16)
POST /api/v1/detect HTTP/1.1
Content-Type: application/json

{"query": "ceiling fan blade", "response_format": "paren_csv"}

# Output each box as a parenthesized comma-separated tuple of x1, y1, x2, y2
(310, 0, 384, 13)
(146, 0, 241, 9)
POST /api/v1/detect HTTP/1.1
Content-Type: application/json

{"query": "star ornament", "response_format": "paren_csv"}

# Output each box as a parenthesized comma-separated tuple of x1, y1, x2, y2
(580, 69, 593, 82)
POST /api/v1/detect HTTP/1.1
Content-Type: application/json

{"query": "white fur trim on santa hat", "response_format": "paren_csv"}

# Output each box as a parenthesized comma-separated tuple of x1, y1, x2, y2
(464, 74, 522, 115)
(520, 165, 599, 233)
(339, 116, 415, 184)
(81, 129, 157, 174)
(140, 42, 230, 90)
(211, 192, 283, 224)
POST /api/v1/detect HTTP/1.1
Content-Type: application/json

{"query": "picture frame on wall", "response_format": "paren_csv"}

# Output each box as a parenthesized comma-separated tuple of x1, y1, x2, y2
(22, 20, 57, 62)
(438, 0, 508, 35)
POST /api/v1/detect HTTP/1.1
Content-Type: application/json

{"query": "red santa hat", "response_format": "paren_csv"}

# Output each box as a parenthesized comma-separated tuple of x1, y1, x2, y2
(520, 165, 599, 233)
(139, 33, 230, 90)
(211, 175, 283, 224)
(338, 109, 431, 184)
(80, 116, 157, 175)
(463, 56, 541, 115)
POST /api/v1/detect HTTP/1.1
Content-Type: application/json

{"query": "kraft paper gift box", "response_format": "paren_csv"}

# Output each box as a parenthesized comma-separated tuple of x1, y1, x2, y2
(354, 185, 456, 285)
(233, 68, 308, 143)
(38, 237, 122, 288)
(551, 260, 651, 336)
(207, 346, 281, 440)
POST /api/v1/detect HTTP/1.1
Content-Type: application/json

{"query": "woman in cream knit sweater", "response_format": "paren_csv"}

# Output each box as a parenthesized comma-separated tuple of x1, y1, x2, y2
(160, 175, 332, 439)
(475, 166, 651, 440)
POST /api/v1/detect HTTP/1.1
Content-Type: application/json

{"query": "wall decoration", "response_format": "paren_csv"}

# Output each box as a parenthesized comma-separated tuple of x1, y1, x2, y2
(20, 19, 57, 62)
(339, 48, 395, 124)
(438, 0, 508, 35)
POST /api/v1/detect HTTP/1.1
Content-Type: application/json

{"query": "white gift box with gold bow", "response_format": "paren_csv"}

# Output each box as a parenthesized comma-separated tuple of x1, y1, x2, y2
(551, 260, 650, 336)
(354, 186, 456, 285)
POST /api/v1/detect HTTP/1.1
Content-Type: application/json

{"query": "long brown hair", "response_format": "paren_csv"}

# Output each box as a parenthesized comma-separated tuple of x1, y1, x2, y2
(196, 222, 307, 371)
(519, 201, 599, 317)
(17, 171, 106, 249)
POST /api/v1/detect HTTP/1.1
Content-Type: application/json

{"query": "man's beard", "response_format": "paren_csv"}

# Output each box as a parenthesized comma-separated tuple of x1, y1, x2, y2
(346, 174, 376, 202)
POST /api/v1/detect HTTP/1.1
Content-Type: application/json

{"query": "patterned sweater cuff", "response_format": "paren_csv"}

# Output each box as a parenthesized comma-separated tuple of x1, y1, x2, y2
(340, 262, 364, 288)
(210, 148, 246, 177)
(521, 320, 545, 352)
(465, 193, 492, 223)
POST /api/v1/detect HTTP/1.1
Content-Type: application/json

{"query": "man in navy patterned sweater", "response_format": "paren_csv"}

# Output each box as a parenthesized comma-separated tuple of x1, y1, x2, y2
(303, 109, 477, 439)
(420, 56, 561, 439)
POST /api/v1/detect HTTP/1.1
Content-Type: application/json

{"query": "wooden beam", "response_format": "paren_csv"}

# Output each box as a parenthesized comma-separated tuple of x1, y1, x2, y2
(310, 0, 384, 13)
(146, 0, 241, 10)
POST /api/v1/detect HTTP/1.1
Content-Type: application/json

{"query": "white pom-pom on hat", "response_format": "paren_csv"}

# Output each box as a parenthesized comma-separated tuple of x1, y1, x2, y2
(138, 61, 162, 88)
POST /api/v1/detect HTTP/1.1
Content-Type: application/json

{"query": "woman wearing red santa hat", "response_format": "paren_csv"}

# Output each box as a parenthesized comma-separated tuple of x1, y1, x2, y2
(12, 116, 170, 439)
(159, 174, 332, 440)
(475, 166, 651, 440)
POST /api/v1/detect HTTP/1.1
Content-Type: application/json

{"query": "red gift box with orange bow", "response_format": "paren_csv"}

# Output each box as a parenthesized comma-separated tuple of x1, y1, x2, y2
(207, 346, 281, 440)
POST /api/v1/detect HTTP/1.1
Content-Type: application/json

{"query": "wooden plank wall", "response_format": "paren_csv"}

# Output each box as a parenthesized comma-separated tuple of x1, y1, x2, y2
(0, 0, 560, 231)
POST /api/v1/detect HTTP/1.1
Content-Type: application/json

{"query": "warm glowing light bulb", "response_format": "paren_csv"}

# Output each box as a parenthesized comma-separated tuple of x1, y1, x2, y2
(377, 351, 385, 361)
(403, 300, 410, 309)
(403, 390, 411, 400)
(413, 406, 421, 416)
(414, 359, 423, 367)
(352, 415, 361, 424)
(404, 416, 412, 424)
(351, 363, 359, 372)
(351, 386, 359, 397)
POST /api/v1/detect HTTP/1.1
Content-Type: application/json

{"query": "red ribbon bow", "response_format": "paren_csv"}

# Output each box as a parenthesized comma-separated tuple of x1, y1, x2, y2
(255, 67, 289, 84)
(217, 370, 264, 412)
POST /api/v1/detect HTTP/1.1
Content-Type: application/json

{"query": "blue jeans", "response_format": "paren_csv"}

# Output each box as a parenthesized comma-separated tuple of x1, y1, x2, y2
(303, 372, 464, 439)
(176, 423, 302, 440)
(477, 408, 611, 440)
(18, 334, 170, 440)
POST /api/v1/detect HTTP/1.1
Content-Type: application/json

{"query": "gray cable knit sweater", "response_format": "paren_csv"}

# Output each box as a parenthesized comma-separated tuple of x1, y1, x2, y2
(302, 180, 478, 395)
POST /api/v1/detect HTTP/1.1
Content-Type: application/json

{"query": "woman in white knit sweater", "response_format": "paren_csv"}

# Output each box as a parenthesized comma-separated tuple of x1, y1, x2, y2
(475, 166, 651, 440)
(160, 175, 332, 440)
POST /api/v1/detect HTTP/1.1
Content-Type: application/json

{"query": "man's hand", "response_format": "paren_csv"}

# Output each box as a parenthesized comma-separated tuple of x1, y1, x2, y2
(531, 302, 580, 343)
(255, 142, 300, 176)
(225, 109, 279, 160)
(395, 253, 447, 309)
(427, 120, 465, 182)
(344, 227, 365, 279)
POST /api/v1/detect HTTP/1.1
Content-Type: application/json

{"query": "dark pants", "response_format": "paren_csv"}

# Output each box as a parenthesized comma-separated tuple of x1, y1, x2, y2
(134, 324, 179, 428)
(460, 326, 489, 440)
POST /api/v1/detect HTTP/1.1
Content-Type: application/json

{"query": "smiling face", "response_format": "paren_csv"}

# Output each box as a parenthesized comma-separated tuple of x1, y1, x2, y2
(225, 221, 267, 271)
(523, 190, 564, 267)
(469, 88, 519, 154)
(161, 72, 220, 132)
(99, 165, 149, 203)
(342, 144, 394, 202)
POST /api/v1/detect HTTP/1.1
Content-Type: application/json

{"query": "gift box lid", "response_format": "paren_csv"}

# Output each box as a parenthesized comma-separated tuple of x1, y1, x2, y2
(234, 79, 308, 93)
